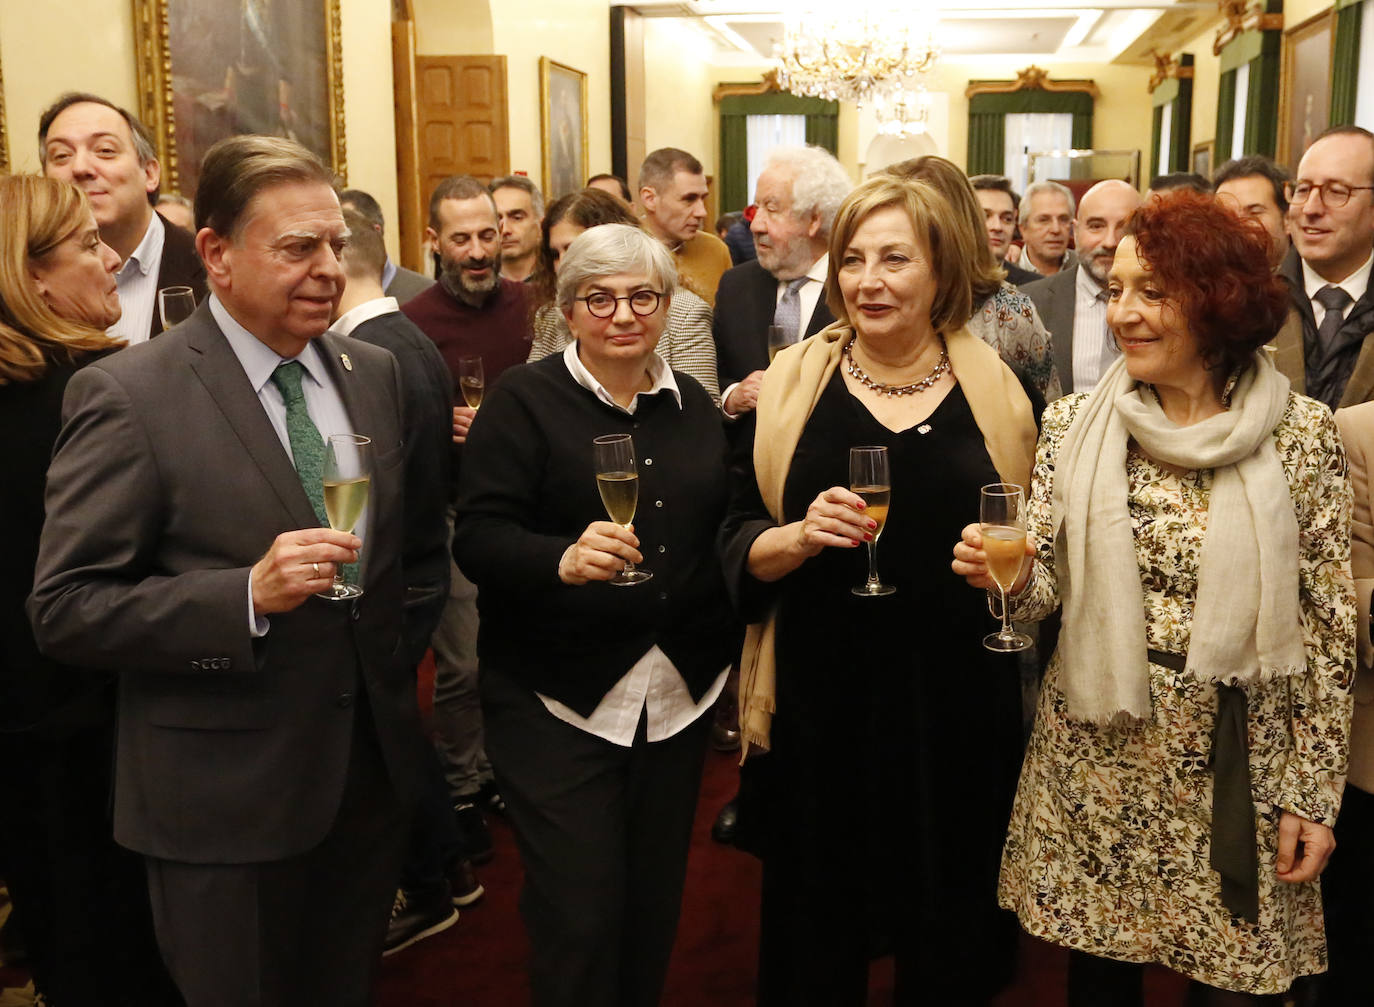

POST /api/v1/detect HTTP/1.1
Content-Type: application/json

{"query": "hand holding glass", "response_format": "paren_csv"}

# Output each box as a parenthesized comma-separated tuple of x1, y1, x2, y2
(980, 483, 1032, 652)
(458, 356, 484, 410)
(320, 434, 371, 601)
(850, 446, 895, 597)
(158, 286, 197, 330)
(593, 434, 651, 586)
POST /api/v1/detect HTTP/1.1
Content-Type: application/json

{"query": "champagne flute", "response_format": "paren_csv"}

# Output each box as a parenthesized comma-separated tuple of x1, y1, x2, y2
(458, 356, 485, 410)
(850, 446, 895, 597)
(158, 285, 197, 330)
(592, 433, 652, 586)
(980, 482, 1033, 652)
(319, 434, 372, 601)
(767, 325, 795, 363)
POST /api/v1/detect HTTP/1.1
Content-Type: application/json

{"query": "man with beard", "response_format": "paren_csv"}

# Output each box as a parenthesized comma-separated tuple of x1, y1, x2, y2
(402, 176, 531, 864)
(714, 146, 851, 420)
(1023, 179, 1141, 393)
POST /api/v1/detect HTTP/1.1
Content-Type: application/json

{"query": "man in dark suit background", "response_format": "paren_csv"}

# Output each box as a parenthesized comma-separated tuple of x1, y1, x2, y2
(340, 187, 435, 304)
(969, 174, 1040, 286)
(714, 144, 852, 419)
(39, 92, 206, 341)
(1022, 179, 1140, 394)
(1270, 126, 1374, 411)
(29, 135, 421, 1007)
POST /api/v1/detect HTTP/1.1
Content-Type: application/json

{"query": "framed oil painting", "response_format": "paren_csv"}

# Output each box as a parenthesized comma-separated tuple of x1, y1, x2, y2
(1191, 140, 1213, 180)
(1279, 10, 1334, 170)
(133, 0, 346, 196)
(540, 57, 588, 201)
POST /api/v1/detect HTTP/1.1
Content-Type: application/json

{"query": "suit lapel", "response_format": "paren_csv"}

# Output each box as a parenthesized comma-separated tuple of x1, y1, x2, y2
(316, 332, 377, 436)
(184, 304, 322, 530)
(1050, 271, 1076, 393)
(1271, 307, 1306, 395)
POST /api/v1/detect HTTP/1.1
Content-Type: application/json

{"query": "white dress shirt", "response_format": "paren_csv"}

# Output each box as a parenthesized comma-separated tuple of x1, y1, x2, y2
(107, 212, 164, 346)
(1302, 250, 1373, 327)
(721, 252, 829, 417)
(330, 296, 400, 337)
(535, 343, 729, 746)
(1071, 264, 1116, 393)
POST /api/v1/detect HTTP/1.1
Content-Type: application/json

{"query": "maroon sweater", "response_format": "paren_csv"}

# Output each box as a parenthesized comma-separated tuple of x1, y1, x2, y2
(401, 278, 533, 392)
(402, 278, 533, 491)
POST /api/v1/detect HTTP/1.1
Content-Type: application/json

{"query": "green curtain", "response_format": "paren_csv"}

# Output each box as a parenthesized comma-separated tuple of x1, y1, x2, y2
(1242, 39, 1280, 157)
(965, 89, 1094, 175)
(967, 113, 1005, 176)
(717, 92, 839, 213)
(1331, 2, 1364, 126)
(1150, 105, 1164, 177)
(1215, 69, 1237, 164)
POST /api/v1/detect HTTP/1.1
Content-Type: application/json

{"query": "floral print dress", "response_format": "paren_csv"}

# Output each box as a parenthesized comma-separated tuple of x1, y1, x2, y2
(967, 281, 1062, 403)
(1003, 391, 1355, 995)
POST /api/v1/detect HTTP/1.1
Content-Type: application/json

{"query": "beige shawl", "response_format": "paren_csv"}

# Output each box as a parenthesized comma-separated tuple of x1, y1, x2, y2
(737, 322, 1037, 758)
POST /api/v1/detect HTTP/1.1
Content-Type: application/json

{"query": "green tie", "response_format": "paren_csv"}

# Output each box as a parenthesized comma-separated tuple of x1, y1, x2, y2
(269, 361, 358, 585)
(269, 361, 329, 527)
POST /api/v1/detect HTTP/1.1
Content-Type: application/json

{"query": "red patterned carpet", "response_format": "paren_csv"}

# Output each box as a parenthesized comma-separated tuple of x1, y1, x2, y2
(372, 735, 1192, 1007)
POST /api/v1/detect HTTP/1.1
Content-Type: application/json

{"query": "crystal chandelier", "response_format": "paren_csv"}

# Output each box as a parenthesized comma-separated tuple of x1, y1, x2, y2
(774, 2, 941, 108)
(871, 79, 933, 136)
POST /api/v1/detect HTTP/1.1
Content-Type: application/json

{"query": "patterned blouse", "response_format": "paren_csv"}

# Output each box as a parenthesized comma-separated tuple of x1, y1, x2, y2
(967, 282, 1062, 403)
(1002, 390, 1355, 995)
(526, 288, 720, 406)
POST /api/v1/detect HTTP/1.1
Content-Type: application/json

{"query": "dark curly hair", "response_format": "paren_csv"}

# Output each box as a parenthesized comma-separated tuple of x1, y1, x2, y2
(1124, 190, 1288, 375)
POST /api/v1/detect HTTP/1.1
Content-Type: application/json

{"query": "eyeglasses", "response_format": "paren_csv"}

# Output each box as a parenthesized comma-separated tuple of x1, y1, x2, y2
(1284, 180, 1374, 208)
(577, 290, 663, 318)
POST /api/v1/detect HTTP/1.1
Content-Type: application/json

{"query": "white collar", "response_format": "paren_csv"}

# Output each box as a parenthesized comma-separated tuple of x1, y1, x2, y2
(561, 341, 681, 415)
(1302, 249, 1374, 305)
(330, 296, 399, 338)
(119, 211, 164, 278)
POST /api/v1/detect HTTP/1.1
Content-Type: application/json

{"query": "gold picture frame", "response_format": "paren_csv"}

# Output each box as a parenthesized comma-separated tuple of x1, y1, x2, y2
(1191, 139, 1214, 179)
(1277, 9, 1334, 170)
(540, 57, 588, 201)
(0, 48, 9, 174)
(132, 0, 346, 196)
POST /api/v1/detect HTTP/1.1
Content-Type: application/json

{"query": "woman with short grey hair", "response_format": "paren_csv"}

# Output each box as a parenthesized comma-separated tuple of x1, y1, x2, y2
(453, 223, 738, 1006)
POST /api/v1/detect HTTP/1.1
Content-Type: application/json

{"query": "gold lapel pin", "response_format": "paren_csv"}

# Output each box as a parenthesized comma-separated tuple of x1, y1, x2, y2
(340, 353, 353, 372)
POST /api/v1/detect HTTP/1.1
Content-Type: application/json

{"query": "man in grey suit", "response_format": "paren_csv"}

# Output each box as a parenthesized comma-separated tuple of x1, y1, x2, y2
(29, 136, 422, 1007)
(1022, 179, 1141, 394)
(340, 187, 434, 304)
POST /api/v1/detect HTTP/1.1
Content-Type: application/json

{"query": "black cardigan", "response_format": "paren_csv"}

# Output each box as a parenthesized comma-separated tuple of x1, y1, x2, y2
(452, 354, 740, 716)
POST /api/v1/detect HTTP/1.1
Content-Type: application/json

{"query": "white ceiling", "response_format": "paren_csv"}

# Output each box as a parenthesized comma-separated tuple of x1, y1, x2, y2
(623, 1, 1222, 67)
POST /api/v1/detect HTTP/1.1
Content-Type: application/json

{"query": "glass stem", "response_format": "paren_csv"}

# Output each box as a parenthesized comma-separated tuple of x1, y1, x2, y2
(999, 583, 1012, 637)
(623, 524, 637, 576)
(866, 540, 880, 588)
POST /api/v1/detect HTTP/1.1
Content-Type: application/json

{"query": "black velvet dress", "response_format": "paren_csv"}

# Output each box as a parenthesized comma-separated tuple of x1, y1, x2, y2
(722, 371, 1024, 1005)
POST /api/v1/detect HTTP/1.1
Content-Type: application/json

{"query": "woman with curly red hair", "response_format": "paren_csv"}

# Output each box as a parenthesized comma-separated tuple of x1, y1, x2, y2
(953, 190, 1356, 1003)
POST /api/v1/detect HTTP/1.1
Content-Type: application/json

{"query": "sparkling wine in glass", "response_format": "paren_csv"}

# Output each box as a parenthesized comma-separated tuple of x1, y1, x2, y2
(850, 446, 895, 597)
(158, 285, 197, 330)
(320, 434, 371, 601)
(980, 482, 1032, 652)
(767, 325, 795, 363)
(593, 433, 652, 586)
(458, 356, 485, 410)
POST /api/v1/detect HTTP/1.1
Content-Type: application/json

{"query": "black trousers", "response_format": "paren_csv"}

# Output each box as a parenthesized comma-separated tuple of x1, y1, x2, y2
(143, 705, 407, 1007)
(1317, 782, 1374, 1005)
(482, 668, 709, 1007)
(0, 717, 182, 1007)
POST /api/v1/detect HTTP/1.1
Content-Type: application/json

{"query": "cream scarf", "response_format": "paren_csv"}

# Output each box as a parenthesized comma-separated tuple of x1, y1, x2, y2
(737, 322, 1037, 757)
(1051, 352, 1303, 722)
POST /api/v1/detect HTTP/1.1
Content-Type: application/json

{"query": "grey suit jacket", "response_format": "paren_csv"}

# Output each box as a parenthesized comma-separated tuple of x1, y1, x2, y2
(29, 301, 421, 863)
(1333, 401, 1374, 793)
(385, 263, 435, 305)
(1022, 267, 1079, 395)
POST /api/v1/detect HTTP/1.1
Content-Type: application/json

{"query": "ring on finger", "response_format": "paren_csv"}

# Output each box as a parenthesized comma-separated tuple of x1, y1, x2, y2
(312, 562, 320, 578)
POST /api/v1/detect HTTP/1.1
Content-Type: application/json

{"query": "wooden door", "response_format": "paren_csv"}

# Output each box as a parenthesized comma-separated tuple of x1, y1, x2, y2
(416, 55, 510, 198)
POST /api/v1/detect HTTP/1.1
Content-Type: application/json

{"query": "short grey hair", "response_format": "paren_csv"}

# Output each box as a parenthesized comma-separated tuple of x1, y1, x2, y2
(555, 224, 678, 314)
(1019, 180, 1076, 226)
(490, 174, 545, 219)
(760, 146, 852, 238)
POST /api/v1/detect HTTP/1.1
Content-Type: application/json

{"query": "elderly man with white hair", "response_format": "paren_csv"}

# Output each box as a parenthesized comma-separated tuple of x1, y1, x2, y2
(715, 145, 853, 419)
